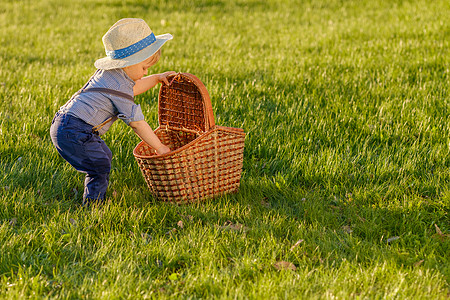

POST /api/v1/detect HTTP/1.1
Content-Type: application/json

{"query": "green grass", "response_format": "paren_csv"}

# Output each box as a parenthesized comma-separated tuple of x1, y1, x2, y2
(1, 0, 449, 298)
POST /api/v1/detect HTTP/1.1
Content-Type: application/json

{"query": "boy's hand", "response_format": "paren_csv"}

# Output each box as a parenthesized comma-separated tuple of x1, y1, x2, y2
(156, 144, 171, 155)
(130, 120, 171, 155)
(158, 71, 177, 85)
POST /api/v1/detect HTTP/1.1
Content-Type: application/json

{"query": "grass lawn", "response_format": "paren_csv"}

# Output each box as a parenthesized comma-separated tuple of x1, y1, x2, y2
(0, 0, 449, 298)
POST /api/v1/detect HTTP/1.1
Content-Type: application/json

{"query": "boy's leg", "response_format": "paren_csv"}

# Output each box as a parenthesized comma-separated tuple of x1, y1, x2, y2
(83, 173, 109, 205)
(82, 137, 113, 205)
(50, 113, 112, 205)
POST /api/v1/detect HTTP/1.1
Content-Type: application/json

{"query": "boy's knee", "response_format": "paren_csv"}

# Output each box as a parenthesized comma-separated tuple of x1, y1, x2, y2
(94, 159, 111, 175)
(82, 157, 111, 174)
(101, 143, 113, 161)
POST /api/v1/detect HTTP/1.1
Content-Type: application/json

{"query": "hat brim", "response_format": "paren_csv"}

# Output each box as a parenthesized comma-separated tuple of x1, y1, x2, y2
(94, 33, 173, 70)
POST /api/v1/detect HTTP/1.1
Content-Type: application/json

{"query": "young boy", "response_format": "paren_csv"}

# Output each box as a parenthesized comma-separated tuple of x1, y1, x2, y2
(50, 18, 174, 206)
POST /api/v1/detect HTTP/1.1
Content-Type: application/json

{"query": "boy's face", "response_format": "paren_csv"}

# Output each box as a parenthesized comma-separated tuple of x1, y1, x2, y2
(123, 50, 160, 81)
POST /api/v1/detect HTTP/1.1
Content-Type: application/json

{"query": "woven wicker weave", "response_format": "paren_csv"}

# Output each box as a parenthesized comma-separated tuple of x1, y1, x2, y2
(133, 73, 245, 203)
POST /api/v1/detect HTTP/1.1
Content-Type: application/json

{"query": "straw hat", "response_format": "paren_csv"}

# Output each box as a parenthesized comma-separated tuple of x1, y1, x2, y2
(94, 18, 172, 70)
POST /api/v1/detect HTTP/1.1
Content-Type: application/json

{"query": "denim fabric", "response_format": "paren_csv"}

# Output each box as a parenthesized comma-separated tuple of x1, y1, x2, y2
(50, 112, 112, 204)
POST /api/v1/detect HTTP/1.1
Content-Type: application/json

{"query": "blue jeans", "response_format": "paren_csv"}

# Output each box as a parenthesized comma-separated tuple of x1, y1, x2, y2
(50, 112, 112, 205)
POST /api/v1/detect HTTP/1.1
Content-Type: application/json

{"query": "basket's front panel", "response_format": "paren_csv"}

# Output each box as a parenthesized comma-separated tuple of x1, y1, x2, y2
(159, 75, 207, 132)
(152, 139, 216, 203)
(135, 128, 245, 203)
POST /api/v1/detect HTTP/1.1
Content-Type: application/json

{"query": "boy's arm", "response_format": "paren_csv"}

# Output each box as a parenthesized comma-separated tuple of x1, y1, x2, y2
(129, 120, 170, 155)
(133, 71, 176, 95)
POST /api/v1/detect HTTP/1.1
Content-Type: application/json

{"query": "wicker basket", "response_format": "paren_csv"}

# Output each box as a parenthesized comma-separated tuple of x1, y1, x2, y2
(133, 73, 245, 204)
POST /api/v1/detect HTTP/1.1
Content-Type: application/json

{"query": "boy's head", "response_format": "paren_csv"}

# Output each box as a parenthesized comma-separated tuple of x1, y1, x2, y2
(94, 18, 172, 71)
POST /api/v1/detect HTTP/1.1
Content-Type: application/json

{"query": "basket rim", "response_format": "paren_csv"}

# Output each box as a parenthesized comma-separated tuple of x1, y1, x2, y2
(158, 72, 215, 132)
(133, 125, 245, 159)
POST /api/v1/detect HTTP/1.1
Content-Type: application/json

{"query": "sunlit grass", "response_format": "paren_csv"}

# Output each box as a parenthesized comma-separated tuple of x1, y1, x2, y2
(0, 0, 449, 298)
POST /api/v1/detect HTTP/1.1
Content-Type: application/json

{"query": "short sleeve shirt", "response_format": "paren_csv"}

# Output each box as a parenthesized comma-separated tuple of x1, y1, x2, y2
(59, 68, 145, 135)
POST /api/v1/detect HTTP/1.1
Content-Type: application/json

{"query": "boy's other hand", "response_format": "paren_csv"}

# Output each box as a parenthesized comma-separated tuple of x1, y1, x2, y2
(156, 144, 171, 155)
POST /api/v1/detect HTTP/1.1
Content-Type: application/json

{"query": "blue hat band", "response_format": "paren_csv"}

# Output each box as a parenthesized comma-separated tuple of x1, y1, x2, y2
(106, 33, 156, 59)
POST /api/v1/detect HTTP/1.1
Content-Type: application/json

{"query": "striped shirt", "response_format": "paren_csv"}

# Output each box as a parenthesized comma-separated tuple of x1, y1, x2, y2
(59, 68, 145, 135)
